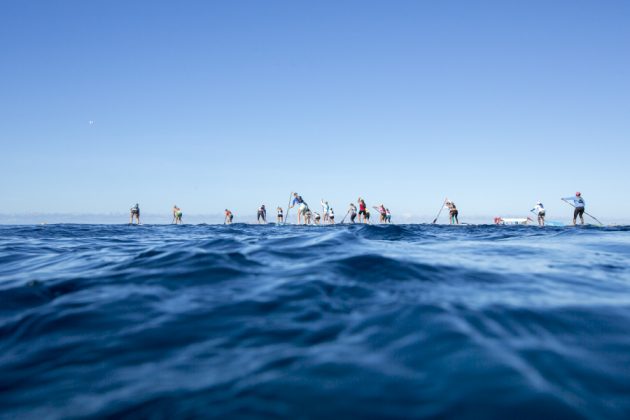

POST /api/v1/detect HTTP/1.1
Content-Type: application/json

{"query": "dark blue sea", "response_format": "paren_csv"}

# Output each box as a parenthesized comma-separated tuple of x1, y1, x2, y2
(2, 224, 630, 419)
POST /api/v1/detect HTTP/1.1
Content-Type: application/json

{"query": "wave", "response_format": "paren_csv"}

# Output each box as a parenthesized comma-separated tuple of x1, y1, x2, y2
(1, 224, 630, 418)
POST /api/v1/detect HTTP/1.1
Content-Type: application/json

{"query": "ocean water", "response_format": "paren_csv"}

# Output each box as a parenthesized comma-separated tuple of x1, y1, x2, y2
(1, 223, 630, 418)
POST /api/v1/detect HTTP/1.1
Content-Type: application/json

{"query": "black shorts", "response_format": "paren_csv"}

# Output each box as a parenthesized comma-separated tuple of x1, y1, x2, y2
(450, 210, 458, 217)
(538, 211, 546, 217)
(574, 207, 585, 218)
(359, 210, 367, 216)
(350, 213, 356, 222)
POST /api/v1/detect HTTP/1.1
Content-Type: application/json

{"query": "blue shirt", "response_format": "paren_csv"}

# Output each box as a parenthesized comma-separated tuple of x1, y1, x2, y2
(563, 196, 585, 208)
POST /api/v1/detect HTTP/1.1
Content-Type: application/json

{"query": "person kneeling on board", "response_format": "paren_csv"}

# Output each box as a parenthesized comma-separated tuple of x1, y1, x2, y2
(562, 192, 586, 225)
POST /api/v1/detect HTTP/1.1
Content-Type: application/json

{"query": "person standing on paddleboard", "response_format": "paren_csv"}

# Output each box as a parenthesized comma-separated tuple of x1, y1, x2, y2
(563, 192, 586, 225)
(276, 207, 284, 224)
(290, 193, 309, 225)
(348, 203, 357, 223)
(224, 209, 234, 224)
(257, 205, 267, 224)
(130, 203, 140, 225)
(358, 198, 368, 224)
(374, 204, 386, 223)
(531, 202, 546, 226)
(445, 200, 459, 224)
(172, 205, 183, 224)
(321, 200, 330, 224)
(385, 208, 392, 223)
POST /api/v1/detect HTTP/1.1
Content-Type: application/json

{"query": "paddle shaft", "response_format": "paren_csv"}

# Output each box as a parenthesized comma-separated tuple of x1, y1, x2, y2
(340, 210, 350, 224)
(432, 199, 447, 224)
(285, 192, 293, 224)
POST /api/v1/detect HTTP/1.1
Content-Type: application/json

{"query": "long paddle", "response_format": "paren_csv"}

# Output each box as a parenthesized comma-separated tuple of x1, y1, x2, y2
(340, 210, 350, 224)
(561, 199, 603, 226)
(432, 198, 447, 224)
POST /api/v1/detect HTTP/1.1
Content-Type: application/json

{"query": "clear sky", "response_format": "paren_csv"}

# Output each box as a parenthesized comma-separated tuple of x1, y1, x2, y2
(1, 0, 629, 222)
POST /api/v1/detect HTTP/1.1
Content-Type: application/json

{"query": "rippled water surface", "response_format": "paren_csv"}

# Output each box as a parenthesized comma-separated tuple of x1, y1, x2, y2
(2, 224, 630, 418)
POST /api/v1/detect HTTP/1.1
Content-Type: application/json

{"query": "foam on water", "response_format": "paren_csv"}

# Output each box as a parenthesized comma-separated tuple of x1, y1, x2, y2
(1, 224, 630, 418)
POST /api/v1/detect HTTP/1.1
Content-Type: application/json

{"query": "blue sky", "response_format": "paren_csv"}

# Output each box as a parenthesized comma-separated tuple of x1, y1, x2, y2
(1, 0, 628, 222)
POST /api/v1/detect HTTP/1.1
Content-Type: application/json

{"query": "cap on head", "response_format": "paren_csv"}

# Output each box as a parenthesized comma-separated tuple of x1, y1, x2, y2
(576, 192, 581, 196)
